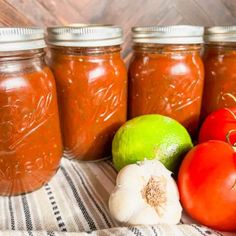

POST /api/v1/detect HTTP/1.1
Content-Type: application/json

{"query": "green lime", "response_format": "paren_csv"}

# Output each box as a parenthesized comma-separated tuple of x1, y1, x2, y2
(112, 114, 193, 172)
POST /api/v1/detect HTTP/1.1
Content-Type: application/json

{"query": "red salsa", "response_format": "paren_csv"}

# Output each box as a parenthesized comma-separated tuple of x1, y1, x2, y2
(0, 28, 62, 195)
(47, 26, 127, 161)
(201, 26, 236, 119)
(129, 26, 204, 136)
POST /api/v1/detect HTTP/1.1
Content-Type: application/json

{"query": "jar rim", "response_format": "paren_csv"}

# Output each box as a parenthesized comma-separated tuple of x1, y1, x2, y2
(132, 25, 204, 44)
(204, 26, 236, 43)
(47, 24, 123, 47)
(0, 27, 46, 51)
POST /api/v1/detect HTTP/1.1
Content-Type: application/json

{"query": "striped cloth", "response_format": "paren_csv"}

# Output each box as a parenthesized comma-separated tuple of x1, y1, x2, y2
(0, 158, 234, 236)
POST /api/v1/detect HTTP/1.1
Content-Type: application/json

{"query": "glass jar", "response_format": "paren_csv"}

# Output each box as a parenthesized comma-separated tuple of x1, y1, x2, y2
(47, 25, 127, 161)
(0, 28, 62, 196)
(129, 25, 204, 136)
(201, 26, 236, 119)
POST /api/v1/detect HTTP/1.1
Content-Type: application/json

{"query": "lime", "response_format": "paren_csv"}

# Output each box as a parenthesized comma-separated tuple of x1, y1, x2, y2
(112, 114, 193, 172)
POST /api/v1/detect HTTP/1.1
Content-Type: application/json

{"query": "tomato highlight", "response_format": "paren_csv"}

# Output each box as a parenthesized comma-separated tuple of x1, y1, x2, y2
(178, 140, 236, 231)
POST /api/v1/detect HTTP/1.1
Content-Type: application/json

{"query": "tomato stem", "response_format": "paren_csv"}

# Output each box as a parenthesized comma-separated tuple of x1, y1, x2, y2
(226, 130, 236, 151)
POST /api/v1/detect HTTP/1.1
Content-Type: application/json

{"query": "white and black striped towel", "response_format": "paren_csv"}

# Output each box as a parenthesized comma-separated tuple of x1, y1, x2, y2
(0, 158, 234, 236)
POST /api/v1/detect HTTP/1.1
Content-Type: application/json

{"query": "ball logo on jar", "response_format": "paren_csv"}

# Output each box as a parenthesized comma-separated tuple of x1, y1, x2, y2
(0, 151, 56, 180)
(0, 91, 58, 179)
(91, 83, 124, 123)
(0, 92, 53, 149)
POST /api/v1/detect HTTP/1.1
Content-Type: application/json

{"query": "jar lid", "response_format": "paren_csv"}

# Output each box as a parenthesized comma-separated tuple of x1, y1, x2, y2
(205, 26, 236, 42)
(0, 27, 46, 51)
(47, 25, 123, 47)
(132, 25, 204, 44)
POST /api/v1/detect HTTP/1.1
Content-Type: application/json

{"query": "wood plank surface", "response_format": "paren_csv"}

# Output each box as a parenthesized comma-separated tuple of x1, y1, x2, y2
(0, 0, 236, 61)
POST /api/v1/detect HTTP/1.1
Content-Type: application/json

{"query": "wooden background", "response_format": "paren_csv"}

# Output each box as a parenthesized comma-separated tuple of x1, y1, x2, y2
(0, 0, 236, 61)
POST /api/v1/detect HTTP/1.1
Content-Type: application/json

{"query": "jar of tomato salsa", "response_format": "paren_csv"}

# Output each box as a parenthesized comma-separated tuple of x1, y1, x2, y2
(0, 28, 62, 196)
(201, 26, 236, 119)
(47, 25, 127, 161)
(129, 25, 204, 136)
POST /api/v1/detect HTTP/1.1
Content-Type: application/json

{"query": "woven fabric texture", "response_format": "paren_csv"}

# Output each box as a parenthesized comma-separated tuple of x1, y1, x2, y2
(0, 158, 234, 236)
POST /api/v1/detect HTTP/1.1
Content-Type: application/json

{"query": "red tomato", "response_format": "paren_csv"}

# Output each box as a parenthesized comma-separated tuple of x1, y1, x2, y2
(178, 140, 236, 231)
(199, 107, 236, 144)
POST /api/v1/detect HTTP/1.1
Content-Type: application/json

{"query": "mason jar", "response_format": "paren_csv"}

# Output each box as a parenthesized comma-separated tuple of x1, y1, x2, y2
(47, 25, 127, 161)
(201, 26, 236, 119)
(0, 28, 62, 195)
(128, 25, 204, 136)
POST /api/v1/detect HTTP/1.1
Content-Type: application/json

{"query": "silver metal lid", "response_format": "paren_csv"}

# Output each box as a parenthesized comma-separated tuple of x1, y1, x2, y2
(0, 27, 46, 51)
(132, 25, 204, 44)
(205, 26, 236, 42)
(47, 25, 123, 47)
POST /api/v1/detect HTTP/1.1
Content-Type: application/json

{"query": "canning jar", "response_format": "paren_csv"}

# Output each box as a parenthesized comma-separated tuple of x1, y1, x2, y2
(201, 26, 236, 119)
(128, 25, 204, 136)
(0, 28, 62, 196)
(47, 25, 127, 161)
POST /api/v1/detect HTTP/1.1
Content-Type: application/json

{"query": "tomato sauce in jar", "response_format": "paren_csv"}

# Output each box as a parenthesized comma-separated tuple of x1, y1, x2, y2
(0, 28, 62, 195)
(128, 26, 204, 136)
(201, 26, 236, 119)
(47, 26, 127, 161)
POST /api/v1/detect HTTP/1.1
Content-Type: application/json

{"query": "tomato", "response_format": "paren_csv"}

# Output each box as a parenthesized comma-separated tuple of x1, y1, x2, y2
(178, 140, 236, 231)
(199, 107, 236, 144)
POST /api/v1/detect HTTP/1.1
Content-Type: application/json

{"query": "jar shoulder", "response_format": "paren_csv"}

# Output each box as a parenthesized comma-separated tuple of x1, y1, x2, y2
(0, 62, 55, 89)
(204, 50, 236, 67)
(128, 52, 204, 76)
(49, 53, 127, 81)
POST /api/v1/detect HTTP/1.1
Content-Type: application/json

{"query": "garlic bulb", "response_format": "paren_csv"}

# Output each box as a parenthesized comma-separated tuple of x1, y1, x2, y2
(108, 160, 182, 225)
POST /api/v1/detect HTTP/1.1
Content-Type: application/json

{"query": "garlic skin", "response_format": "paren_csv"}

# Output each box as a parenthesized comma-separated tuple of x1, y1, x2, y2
(108, 160, 182, 225)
